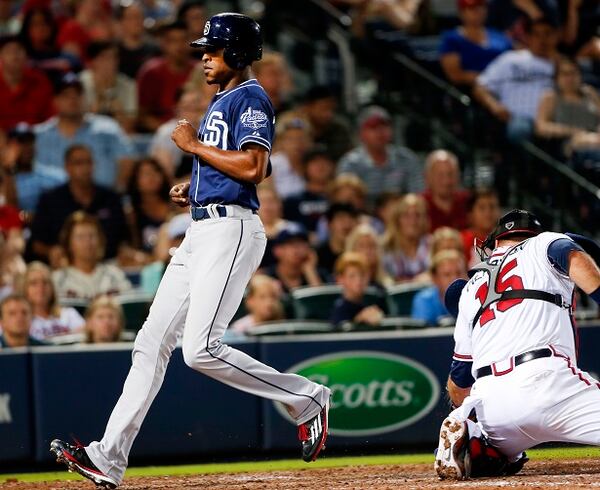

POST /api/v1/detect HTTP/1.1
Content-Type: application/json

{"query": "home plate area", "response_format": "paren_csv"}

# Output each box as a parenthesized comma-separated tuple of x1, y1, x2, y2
(3, 458, 600, 490)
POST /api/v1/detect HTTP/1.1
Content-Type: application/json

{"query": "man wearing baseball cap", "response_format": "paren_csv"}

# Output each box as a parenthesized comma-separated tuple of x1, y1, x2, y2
(337, 105, 424, 208)
(33, 72, 135, 188)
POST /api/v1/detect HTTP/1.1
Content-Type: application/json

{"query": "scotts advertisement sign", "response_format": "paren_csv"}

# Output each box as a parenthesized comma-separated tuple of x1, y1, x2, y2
(275, 351, 440, 436)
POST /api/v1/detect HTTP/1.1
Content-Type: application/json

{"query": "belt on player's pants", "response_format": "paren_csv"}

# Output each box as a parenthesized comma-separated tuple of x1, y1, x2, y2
(191, 205, 227, 220)
(475, 348, 553, 379)
(191, 204, 257, 221)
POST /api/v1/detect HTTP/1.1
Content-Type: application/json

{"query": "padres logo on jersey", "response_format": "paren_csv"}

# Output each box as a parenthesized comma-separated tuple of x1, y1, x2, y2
(240, 107, 268, 130)
(203, 111, 228, 150)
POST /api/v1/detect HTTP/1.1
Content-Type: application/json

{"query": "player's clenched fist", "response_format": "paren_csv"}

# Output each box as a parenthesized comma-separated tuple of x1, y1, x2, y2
(171, 119, 198, 154)
(169, 182, 191, 207)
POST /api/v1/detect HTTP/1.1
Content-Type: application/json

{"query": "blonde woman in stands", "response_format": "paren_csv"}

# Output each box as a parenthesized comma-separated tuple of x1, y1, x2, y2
(20, 261, 85, 341)
(84, 295, 125, 343)
(418, 226, 466, 283)
(345, 223, 393, 292)
(382, 193, 431, 282)
(329, 173, 368, 214)
(52, 211, 132, 300)
(231, 274, 285, 334)
(430, 226, 465, 259)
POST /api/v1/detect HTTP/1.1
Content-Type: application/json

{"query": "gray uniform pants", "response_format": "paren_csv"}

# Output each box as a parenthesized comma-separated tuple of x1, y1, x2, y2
(86, 208, 330, 484)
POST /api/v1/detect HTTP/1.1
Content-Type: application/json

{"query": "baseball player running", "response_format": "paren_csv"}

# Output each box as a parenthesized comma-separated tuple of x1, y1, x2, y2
(50, 13, 330, 488)
(435, 209, 600, 480)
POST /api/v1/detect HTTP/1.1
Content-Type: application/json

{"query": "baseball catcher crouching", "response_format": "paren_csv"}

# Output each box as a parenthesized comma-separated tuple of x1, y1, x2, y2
(435, 209, 600, 480)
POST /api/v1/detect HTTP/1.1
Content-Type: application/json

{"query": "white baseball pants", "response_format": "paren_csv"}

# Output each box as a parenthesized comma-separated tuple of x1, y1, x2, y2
(86, 209, 330, 484)
(450, 348, 600, 461)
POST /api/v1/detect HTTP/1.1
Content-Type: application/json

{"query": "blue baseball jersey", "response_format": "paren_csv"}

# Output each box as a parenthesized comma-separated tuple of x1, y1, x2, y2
(189, 78, 274, 210)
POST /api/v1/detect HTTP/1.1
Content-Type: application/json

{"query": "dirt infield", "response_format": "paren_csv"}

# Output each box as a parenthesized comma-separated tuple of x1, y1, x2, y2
(2, 458, 600, 489)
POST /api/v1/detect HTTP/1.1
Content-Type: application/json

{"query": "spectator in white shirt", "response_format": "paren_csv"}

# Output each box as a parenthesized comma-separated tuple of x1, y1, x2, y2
(474, 16, 560, 142)
(52, 211, 132, 300)
(21, 261, 85, 341)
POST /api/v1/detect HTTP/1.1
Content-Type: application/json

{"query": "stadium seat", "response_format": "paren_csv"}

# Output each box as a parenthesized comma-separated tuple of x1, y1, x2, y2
(59, 293, 152, 331)
(386, 282, 431, 316)
(291, 285, 385, 320)
(244, 320, 334, 336)
(117, 292, 153, 331)
(338, 316, 427, 332)
(380, 316, 428, 329)
(58, 297, 89, 316)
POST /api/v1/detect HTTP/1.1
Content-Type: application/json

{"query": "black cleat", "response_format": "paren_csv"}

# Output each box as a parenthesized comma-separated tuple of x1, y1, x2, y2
(505, 452, 529, 476)
(50, 439, 118, 489)
(297, 400, 329, 462)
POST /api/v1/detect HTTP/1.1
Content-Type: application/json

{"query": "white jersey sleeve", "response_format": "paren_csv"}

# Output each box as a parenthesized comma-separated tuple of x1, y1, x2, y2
(452, 271, 488, 363)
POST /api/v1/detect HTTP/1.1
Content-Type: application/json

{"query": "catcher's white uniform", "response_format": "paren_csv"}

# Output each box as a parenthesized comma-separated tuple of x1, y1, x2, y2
(450, 232, 600, 460)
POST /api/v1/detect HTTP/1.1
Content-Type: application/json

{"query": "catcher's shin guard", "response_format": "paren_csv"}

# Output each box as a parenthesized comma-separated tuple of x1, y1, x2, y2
(467, 436, 528, 478)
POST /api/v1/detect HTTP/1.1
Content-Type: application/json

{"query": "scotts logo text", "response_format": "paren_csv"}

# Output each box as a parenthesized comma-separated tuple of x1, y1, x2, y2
(276, 351, 440, 436)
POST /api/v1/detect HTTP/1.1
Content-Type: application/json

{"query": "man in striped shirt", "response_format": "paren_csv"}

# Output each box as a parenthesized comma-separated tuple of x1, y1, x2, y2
(337, 106, 424, 209)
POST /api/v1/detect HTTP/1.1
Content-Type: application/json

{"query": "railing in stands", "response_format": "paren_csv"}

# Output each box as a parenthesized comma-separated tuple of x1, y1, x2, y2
(388, 51, 600, 235)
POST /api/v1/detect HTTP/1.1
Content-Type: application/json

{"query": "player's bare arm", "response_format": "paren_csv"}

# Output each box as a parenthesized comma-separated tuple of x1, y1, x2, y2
(568, 250, 600, 294)
(446, 377, 471, 408)
(171, 119, 269, 184)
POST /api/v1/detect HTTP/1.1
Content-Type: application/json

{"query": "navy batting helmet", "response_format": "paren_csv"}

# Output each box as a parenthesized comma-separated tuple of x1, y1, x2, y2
(190, 12, 262, 70)
(483, 209, 544, 251)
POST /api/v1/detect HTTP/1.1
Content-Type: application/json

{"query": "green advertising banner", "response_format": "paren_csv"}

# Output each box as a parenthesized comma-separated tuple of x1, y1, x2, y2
(275, 350, 441, 437)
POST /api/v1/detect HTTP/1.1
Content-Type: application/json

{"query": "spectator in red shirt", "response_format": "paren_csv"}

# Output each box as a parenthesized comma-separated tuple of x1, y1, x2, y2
(422, 149, 470, 232)
(0, 35, 54, 131)
(137, 21, 196, 132)
(0, 204, 22, 232)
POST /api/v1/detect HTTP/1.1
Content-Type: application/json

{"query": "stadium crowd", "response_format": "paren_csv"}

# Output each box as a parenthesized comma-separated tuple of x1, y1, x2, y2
(0, 0, 599, 347)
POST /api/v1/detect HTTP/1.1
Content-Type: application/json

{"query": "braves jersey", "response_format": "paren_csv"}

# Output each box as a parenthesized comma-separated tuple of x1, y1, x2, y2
(453, 232, 577, 374)
(189, 78, 275, 210)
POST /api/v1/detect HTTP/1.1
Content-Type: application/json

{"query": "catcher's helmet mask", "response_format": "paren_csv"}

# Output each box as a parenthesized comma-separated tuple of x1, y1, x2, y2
(190, 12, 262, 70)
(476, 209, 544, 260)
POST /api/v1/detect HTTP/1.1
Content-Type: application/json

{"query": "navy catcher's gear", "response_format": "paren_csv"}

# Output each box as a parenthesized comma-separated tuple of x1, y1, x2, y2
(445, 278, 468, 318)
(565, 232, 600, 266)
(190, 13, 262, 69)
